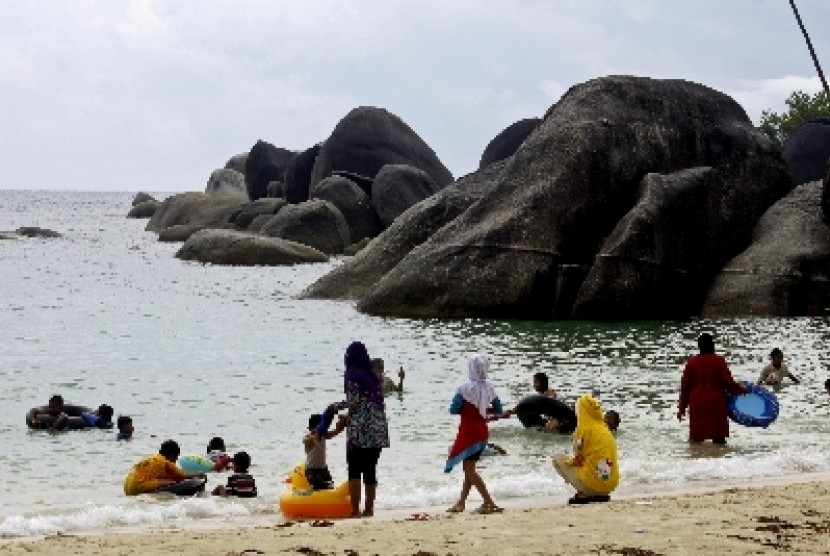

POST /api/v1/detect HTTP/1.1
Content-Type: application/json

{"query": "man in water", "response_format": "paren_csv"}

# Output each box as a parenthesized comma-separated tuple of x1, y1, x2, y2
(757, 348, 800, 388)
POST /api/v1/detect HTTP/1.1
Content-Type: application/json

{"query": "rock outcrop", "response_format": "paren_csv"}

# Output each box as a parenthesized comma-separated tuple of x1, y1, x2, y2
(701, 181, 830, 316)
(479, 118, 541, 169)
(370, 164, 441, 229)
(175, 229, 328, 266)
(783, 118, 830, 186)
(309, 107, 453, 190)
(206, 168, 248, 200)
(320, 76, 794, 319)
(145, 192, 243, 233)
(300, 159, 507, 300)
(259, 199, 351, 255)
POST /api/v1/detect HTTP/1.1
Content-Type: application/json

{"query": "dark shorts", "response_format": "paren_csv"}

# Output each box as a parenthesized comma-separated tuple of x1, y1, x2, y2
(305, 466, 334, 490)
(346, 447, 382, 485)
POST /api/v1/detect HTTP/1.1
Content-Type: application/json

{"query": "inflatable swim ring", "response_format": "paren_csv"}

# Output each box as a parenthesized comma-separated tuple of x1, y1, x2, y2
(157, 477, 207, 496)
(514, 395, 576, 432)
(728, 382, 779, 428)
(25, 404, 95, 430)
(179, 455, 219, 473)
(278, 463, 352, 519)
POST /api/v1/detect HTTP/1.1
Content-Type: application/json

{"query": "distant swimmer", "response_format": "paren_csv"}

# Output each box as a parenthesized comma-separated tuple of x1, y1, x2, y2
(757, 348, 800, 388)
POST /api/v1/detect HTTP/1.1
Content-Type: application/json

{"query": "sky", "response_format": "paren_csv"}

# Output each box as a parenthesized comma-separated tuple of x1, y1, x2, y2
(1, 1, 828, 192)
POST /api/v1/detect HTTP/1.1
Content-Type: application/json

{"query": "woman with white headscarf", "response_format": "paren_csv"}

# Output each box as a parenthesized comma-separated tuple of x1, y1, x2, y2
(445, 353, 506, 514)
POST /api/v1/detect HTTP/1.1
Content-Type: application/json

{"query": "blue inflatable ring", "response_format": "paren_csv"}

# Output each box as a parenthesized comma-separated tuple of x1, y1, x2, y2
(727, 382, 779, 428)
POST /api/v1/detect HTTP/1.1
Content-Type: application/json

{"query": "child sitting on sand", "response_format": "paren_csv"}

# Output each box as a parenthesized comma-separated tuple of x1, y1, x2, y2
(212, 452, 257, 497)
(304, 413, 347, 489)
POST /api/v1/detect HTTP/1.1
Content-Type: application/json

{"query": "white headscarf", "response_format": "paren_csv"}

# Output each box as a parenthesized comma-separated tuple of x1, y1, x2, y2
(456, 353, 496, 418)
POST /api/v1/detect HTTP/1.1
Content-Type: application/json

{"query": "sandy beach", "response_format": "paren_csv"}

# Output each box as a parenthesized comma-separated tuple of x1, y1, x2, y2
(3, 476, 830, 556)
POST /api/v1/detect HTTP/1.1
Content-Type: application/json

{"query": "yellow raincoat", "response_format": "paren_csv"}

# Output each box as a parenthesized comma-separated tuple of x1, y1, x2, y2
(567, 395, 620, 494)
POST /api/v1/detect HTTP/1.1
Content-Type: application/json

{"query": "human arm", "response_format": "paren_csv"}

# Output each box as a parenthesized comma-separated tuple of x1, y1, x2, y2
(396, 366, 405, 391)
(677, 361, 691, 420)
(449, 393, 464, 414)
(783, 363, 800, 384)
(325, 414, 348, 439)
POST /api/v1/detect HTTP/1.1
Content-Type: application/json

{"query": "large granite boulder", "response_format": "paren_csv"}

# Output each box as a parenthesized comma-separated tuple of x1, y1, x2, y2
(300, 159, 508, 300)
(224, 153, 248, 174)
(284, 144, 321, 204)
(571, 167, 724, 320)
(370, 164, 441, 229)
(259, 199, 351, 255)
(309, 106, 453, 190)
(205, 168, 248, 200)
(127, 200, 161, 218)
(244, 140, 296, 201)
(132, 192, 157, 206)
(700, 181, 830, 316)
(350, 76, 791, 319)
(175, 229, 328, 266)
(145, 192, 243, 233)
(158, 223, 205, 243)
(479, 118, 541, 169)
(783, 118, 830, 186)
(309, 175, 380, 243)
(233, 198, 287, 230)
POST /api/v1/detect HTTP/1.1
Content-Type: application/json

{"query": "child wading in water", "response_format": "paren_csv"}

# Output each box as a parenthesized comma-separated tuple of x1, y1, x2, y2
(212, 452, 257, 497)
(445, 353, 507, 514)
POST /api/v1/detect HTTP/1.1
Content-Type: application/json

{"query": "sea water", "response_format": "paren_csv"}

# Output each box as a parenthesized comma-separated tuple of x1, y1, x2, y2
(1, 189, 829, 538)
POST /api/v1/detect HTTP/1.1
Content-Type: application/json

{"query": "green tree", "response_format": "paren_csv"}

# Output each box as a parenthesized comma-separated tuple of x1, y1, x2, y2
(759, 89, 830, 146)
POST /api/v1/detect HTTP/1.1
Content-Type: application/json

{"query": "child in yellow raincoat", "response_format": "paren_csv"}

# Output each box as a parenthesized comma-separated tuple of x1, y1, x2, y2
(552, 394, 619, 504)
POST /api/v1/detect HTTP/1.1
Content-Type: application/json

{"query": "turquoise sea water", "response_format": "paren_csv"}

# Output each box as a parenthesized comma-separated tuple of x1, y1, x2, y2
(1, 190, 830, 538)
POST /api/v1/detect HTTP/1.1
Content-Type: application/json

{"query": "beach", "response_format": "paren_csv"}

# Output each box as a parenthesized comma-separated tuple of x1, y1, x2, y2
(3, 477, 830, 555)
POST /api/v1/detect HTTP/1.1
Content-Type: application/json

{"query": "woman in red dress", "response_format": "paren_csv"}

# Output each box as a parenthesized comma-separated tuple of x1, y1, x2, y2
(677, 333, 747, 444)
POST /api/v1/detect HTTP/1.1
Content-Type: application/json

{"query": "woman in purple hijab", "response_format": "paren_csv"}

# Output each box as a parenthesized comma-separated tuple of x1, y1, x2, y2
(330, 341, 390, 517)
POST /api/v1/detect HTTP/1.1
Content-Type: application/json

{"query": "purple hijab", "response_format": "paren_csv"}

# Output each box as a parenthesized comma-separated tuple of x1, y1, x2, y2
(344, 341, 383, 406)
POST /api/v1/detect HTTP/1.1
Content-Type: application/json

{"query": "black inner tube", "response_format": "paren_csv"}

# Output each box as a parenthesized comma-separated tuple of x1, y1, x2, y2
(514, 395, 576, 432)
(158, 477, 207, 496)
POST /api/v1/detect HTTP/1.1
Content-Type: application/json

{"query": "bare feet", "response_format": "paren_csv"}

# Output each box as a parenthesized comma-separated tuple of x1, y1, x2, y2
(446, 503, 464, 513)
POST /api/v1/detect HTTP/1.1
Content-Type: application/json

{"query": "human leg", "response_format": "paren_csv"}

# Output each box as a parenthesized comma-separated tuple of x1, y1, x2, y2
(346, 449, 362, 517)
(462, 458, 497, 509)
(361, 449, 381, 517)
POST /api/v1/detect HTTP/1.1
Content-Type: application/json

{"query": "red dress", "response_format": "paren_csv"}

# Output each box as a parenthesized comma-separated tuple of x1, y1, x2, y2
(678, 353, 744, 441)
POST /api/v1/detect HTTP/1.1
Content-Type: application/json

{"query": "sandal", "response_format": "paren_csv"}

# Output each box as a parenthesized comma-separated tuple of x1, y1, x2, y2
(473, 505, 504, 514)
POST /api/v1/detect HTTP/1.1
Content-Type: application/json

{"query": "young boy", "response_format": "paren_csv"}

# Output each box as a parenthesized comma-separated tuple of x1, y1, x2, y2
(212, 452, 257, 497)
(116, 415, 134, 440)
(304, 413, 347, 490)
(27, 394, 69, 429)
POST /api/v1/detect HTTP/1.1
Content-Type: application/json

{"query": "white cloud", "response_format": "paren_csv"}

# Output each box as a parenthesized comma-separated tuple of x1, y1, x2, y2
(0, 0, 828, 190)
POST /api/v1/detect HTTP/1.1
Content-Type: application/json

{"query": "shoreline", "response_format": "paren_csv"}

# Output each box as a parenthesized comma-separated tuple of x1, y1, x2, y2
(4, 473, 830, 555)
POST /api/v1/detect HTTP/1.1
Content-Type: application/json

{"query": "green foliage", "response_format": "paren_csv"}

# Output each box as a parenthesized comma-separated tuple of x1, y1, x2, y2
(759, 90, 830, 146)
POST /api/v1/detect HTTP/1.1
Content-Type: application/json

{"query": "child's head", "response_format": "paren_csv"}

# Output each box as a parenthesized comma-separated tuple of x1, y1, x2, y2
(207, 437, 226, 453)
(533, 372, 549, 394)
(769, 348, 784, 366)
(159, 439, 180, 462)
(825, 378, 830, 395)
(232, 451, 251, 473)
(48, 394, 64, 413)
(604, 410, 621, 431)
(117, 415, 133, 433)
(308, 414, 323, 431)
(97, 404, 114, 423)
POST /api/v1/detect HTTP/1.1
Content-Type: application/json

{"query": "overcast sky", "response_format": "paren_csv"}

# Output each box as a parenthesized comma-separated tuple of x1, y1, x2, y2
(1, 1, 828, 192)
